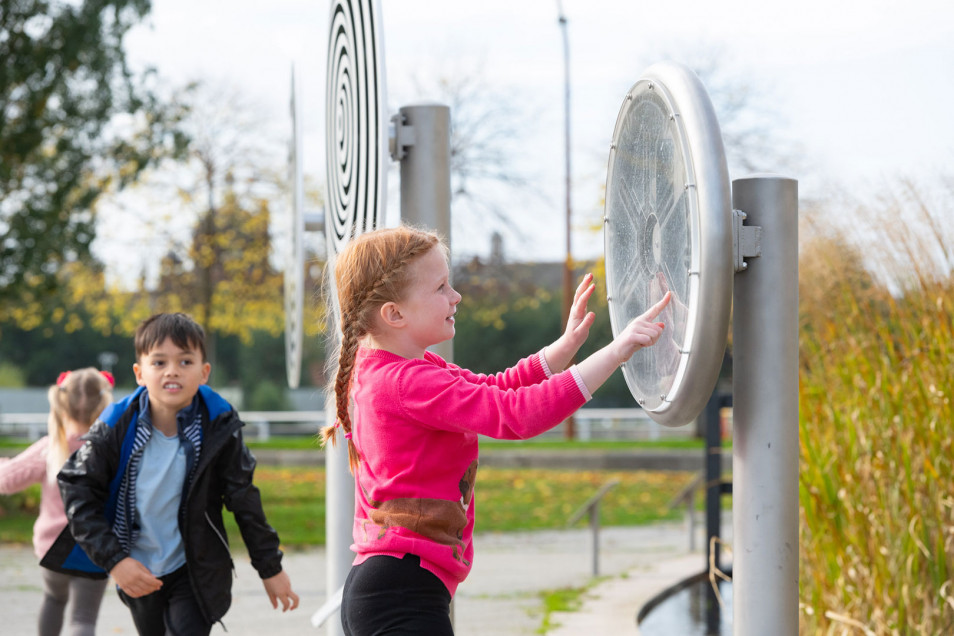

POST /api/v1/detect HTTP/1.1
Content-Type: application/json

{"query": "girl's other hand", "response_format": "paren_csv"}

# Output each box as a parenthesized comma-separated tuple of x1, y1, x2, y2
(545, 273, 597, 371)
(564, 273, 597, 349)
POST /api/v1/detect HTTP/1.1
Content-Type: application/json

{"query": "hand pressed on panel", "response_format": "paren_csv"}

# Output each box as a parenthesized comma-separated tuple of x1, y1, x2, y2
(612, 292, 672, 365)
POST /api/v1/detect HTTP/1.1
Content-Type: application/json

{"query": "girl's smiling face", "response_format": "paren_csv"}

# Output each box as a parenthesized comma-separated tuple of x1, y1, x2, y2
(397, 246, 462, 354)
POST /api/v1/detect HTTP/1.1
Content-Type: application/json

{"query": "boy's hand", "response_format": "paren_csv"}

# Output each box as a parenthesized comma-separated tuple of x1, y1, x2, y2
(110, 557, 162, 598)
(263, 570, 300, 612)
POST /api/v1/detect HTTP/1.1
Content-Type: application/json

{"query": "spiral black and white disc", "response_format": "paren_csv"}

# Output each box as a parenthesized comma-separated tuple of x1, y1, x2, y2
(325, 0, 387, 257)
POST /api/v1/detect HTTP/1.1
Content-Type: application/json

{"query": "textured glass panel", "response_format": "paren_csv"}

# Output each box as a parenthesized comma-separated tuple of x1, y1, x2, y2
(605, 88, 691, 409)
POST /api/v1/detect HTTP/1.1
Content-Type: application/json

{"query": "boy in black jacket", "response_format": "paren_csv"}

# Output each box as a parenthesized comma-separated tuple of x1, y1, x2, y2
(47, 313, 299, 635)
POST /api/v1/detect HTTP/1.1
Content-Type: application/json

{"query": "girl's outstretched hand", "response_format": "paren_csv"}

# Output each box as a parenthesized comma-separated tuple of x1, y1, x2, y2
(545, 273, 597, 372)
(575, 291, 673, 397)
(612, 292, 672, 365)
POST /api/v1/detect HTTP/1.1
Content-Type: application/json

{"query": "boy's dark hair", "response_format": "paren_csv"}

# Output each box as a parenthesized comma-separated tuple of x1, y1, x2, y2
(135, 313, 207, 361)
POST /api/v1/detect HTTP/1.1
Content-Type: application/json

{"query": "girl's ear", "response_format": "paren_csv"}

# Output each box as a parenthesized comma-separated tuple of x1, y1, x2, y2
(378, 301, 405, 328)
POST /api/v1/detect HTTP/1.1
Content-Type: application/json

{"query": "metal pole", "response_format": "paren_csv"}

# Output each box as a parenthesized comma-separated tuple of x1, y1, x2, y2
(325, 401, 353, 635)
(705, 390, 726, 633)
(704, 392, 722, 573)
(395, 102, 453, 623)
(556, 1, 575, 440)
(590, 505, 600, 576)
(732, 174, 799, 635)
(397, 103, 453, 361)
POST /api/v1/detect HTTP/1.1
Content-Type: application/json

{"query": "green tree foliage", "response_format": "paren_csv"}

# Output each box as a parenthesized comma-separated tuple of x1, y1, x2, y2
(153, 193, 284, 345)
(0, 0, 186, 303)
(0, 257, 146, 385)
(452, 255, 634, 407)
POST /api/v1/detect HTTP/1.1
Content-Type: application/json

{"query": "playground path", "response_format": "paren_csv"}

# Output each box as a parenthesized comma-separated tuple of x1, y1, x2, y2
(1, 521, 710, 635)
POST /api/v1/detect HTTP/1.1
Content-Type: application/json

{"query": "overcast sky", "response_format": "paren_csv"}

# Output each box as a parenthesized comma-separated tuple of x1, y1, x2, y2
(111, 0, 954, 268)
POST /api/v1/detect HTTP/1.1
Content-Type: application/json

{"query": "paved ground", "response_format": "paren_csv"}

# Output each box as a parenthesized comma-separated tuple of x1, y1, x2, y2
(1, 519, 727, 635)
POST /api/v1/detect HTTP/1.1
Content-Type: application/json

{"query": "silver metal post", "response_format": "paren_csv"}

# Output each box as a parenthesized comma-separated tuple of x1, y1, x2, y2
(732, 174, 799, 635)
(396, 103, 453, 361)
(325, 398, 354, 636)
(394, 101, 453, 622)
(589, 505, 600, 576)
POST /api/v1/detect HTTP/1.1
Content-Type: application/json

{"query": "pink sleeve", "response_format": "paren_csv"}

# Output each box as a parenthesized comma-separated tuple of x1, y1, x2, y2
(0, 437, 49, 494)
(434, 351, 548, 390)
(397, 360, 588, 440)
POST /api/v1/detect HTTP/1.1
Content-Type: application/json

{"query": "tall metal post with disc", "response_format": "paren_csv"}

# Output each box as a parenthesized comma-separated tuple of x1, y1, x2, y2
(285, 64, 306, 392)
(302, 1, 453, 631)
(603, 61, 798, 634)
(316, 0, 388, 633)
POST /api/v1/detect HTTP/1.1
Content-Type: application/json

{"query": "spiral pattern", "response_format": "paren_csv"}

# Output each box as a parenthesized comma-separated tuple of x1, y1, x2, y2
(326, 0, 385, 256)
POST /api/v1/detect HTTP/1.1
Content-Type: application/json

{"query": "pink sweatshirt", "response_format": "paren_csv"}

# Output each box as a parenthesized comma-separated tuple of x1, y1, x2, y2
(349, 347, 589, 595)
(0, 433, 85, 559)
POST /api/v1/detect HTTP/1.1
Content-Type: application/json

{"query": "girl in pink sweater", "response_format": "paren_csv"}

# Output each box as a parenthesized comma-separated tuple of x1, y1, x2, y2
(321, 225, 671, 635)
(0, 367, 114, 636)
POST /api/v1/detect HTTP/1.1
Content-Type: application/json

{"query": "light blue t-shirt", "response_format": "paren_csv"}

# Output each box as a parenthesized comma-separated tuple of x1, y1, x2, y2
(129, 428, 187, 576)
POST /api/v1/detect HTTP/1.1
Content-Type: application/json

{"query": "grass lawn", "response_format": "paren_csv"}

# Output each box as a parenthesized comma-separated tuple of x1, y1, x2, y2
(0, 463, 697, 548)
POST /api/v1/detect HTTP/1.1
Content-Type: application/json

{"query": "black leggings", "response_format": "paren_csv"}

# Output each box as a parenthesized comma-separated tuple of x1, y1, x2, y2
(341, 554, 453, 635)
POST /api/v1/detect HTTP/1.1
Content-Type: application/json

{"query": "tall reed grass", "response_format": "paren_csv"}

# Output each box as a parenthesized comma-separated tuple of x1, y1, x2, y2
(798, 179, 954, 634)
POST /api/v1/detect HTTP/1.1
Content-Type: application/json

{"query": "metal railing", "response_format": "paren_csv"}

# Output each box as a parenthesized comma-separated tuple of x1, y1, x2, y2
(567, 479, 620, 576)
(0, 411, 326, 442)
(1, 408, 685, 443)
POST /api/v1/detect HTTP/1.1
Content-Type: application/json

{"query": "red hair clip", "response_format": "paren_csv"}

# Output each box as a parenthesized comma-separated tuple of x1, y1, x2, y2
(100, 370, 115, 387)
(56, 371, 71, 387)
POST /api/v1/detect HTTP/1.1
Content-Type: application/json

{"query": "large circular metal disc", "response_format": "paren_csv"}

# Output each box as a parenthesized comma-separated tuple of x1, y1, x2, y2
(325, 0, 387, 258)
(604, 61, 732, 427)
(284, 65, 305, 389)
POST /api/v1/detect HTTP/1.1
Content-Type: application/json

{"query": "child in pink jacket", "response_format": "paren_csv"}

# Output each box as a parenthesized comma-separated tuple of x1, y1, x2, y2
(0, 368, 114, 636)
(321, 225, 671, 635)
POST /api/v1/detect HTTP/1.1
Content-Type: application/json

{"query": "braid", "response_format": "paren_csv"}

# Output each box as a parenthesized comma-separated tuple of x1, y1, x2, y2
(319, 224, 444, 474)
(320, 321, 361, 470)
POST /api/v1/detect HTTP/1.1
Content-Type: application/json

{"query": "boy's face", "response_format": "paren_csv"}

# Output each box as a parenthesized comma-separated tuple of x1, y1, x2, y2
(133, 337, 211, 417)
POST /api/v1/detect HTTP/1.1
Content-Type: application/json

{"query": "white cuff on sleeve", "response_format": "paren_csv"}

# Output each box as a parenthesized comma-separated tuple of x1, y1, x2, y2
(569, 365, 593, 402)
(539, 348, 554, 378)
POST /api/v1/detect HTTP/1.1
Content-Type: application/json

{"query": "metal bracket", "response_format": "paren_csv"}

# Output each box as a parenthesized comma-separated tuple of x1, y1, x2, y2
(389, 112, 415, 161)
(733, 208, 762, 272)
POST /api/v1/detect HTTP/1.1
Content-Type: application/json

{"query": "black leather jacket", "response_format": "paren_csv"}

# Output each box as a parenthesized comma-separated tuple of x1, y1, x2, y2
(49, 385, 284, 625)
